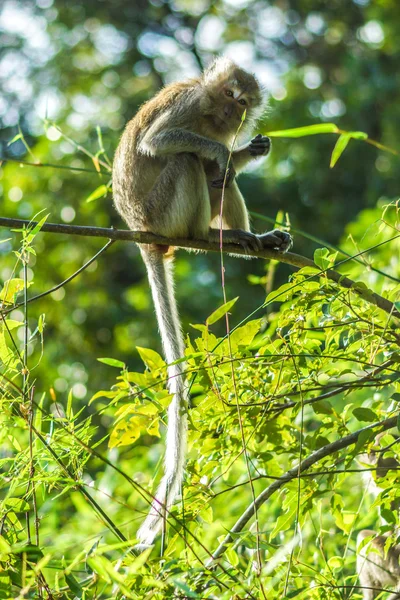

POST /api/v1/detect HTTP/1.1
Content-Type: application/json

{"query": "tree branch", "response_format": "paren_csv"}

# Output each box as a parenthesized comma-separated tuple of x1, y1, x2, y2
(0, 217, 398, 318)
(208, 415, 398, 565)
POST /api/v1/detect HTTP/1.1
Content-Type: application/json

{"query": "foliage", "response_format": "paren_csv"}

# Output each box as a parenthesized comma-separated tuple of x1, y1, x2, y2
(1, 1, 400, 598)
(0, 197, 399, 598)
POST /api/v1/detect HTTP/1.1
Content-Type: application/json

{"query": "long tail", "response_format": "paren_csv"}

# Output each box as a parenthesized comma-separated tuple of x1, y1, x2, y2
(136, 247, 188, 548)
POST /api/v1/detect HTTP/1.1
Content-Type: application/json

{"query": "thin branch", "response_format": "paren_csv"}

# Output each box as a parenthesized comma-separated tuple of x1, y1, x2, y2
(0, 217, 398, 318)
(2, 239, 115, 314)
(208, 415, 398, 564)
(0, 157, 100, 174)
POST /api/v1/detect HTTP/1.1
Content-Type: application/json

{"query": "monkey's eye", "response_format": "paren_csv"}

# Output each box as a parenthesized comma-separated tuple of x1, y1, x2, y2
(238, 98, 247, 106)
(225, 89, 234, 97)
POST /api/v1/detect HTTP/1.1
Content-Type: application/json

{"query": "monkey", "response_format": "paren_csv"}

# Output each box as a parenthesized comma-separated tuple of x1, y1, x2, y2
(112, 57, 293, 549)
(357, 433, 400, 599)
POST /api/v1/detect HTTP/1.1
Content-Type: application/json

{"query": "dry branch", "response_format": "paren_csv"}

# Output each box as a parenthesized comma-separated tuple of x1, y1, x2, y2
(0, 217, 398, 318)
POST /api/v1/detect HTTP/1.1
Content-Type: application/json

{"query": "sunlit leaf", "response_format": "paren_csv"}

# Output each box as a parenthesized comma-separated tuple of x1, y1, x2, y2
(7, 133, 23, 146)
(28, 213, 49, 239)
(86, 184, 108, 203)
(267, 123, 339, 137)
(97, 357, 125, 368)
(3, 498, 30, 512)
(206, 297, 238, 325)
(137, 347, 165, 370)
(330, 133, 351, 168)
(0, 278, 29, 304)
(334, 510, 356, 534)
(109, 410, 160, 448)
(313, 247, 337, 270)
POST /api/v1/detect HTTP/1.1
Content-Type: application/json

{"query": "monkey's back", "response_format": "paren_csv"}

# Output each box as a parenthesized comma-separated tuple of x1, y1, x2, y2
(112, 79, 200, 230)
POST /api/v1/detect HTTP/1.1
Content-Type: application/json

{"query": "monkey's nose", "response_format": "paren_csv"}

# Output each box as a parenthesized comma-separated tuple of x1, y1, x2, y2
(224, 104, 233, 118)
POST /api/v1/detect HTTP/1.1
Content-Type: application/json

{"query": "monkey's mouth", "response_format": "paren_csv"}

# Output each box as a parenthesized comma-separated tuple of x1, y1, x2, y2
(214, 116, 230, 128)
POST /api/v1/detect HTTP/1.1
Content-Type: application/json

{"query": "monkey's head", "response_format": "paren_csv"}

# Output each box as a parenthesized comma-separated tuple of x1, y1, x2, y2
(200, 57, 266, 133)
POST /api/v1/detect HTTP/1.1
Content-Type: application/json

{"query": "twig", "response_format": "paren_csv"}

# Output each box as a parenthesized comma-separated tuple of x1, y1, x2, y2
(0, 217, 398, 318)
(2, 239, 115, 315)
(0, 156, 100, 174)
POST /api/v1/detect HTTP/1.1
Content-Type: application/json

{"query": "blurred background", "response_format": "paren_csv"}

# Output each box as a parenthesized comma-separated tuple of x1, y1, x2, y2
(0, 0, 399, 402)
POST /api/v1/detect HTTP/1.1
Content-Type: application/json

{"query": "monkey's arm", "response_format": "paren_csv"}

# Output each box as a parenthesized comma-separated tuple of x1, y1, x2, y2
(139, 117, 234, 184)
(232, 135, 271, 173)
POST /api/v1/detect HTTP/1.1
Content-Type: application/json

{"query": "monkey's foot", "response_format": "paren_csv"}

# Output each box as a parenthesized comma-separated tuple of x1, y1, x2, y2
(229, 229, 263, 253)
(258, 230, 293, 253)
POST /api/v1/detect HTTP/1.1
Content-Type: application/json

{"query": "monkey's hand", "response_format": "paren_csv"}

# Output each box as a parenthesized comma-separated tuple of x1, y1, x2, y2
(258, 229, 293, 253)
(248, 134, 271, 157)
(211, 165, 236, 189)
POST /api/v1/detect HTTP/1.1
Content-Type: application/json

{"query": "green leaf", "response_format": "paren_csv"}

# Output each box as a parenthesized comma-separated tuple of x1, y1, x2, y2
(38, 313, 45, 334)
(137, 347, 165, 370)
(11, 543, 43, 560)
(327, 556, 344, 570)
(7, 133, 23, 146)
(265, 281, 296, 304)
(0, 278, 26, 304)
(3, 320, 23, 331)
(97, 357, 125, 368)
(353, 407, 378, 422)
(3, 498, 30, 513)
(330, 133, 352, 168)
(65, 572, 83, 598)
(380, 508, 396, 524)
(0, 330, 14, 365)
(67, 389, 73, 420)
(171, 580, 198, 598)
(347, 130, 368, 140)
(0, 536, 11, 557)
(89, 389, 119, 405)
(86, 184, 108, 203)
(109, 408, 160, 448)
(28, 214, 49, 238)
(267, 123, 339, 137)
(313, 248, 330, 270)
(269, 490, 298, 538)
(334, 510, 356, 534)
(228, 319, 261, 350)
(312, 400, 333, 415)
(225, 545, 239, 566)
(206, 297, 239, 325)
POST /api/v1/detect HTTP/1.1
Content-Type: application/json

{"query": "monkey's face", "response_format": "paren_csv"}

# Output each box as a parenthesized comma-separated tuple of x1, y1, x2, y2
(201, 65, 263, 134)
(219, 85, 249, 125)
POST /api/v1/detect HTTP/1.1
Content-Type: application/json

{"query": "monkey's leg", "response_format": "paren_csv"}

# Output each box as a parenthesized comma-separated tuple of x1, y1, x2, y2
(208, 181, 260, 252)
(209, 182, 292, 253)
(144, 154, 211, 240)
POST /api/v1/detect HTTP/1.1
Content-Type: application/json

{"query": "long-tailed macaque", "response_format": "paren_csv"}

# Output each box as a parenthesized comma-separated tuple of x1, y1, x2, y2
(357, 434, 400, 599)
(112, 57, 293, 548)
